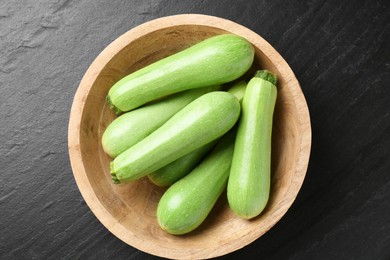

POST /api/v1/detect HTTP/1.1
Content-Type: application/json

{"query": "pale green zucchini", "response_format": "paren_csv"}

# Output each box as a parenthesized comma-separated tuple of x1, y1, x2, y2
(102, 86, 220, 158)
(146, 81, 249, 186)
(110, 91, 240, 183)
(147, 140, 218, 187)
(227, 70, 277, 219)
(227, 80, 247, 102)
(107, 34, 254, 113)
(157, 130, 236, 235)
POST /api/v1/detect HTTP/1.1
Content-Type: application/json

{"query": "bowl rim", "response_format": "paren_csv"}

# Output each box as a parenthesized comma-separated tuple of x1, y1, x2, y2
(68, 13, 311, 259)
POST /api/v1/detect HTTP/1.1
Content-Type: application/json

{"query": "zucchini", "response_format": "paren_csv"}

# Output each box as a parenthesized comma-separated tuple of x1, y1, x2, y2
(147, 140, 217, 187)
(227, 80, 247, 102)
(157, 130, 236, 235)
(111, 91, 240, 183)
(102, 86, 220, 158)
(107, 34, 254, 113)
(227, 70, 277, 219)
(145, 80, 249, 183)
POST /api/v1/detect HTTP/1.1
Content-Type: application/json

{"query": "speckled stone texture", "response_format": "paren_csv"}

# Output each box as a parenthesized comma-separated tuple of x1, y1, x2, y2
(1, 0, 389, 259)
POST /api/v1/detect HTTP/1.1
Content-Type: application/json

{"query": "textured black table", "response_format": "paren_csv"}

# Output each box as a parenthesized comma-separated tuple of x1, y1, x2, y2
(1, 0, 389, 259)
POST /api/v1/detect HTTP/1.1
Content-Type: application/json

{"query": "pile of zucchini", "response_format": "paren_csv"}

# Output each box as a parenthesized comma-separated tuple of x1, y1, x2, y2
(102, 34, 277, 235)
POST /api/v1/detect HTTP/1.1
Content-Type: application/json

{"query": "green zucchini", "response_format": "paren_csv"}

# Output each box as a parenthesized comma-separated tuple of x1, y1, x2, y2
(111, 91, 240, 183)
(102, 86, 220, 158)
(227, 70, 277, 219)
(145, 80, 249, 183)
(227, 80, 247, 102)
(147, 80, 247, 186)
(157, 130, 236, 235)
(107, 34, 254, 113)
(147, 140, 217, 187)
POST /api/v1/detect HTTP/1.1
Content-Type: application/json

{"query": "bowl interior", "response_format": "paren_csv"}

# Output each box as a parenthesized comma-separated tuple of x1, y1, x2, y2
(73, 20, 308, 259)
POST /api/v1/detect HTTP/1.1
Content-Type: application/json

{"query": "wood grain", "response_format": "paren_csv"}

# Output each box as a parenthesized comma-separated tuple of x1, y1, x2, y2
(68, 14, 311, 259)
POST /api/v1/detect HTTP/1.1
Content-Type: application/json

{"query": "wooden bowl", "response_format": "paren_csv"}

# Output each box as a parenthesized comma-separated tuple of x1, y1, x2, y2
(68, 14, 311, 259)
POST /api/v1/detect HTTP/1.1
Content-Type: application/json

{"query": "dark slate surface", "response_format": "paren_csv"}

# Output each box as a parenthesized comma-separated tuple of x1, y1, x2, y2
(1, 0, 389, 259)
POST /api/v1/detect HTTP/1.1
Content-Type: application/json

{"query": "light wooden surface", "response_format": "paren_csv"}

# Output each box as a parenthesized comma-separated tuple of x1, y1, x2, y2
(68, 14, 311, 259)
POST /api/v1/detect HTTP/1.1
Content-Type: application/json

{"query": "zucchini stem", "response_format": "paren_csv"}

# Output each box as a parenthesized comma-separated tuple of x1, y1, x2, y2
(106, 95, 123, 115)
(254, 70, 277, 85)
(110, 161, 120, 184)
